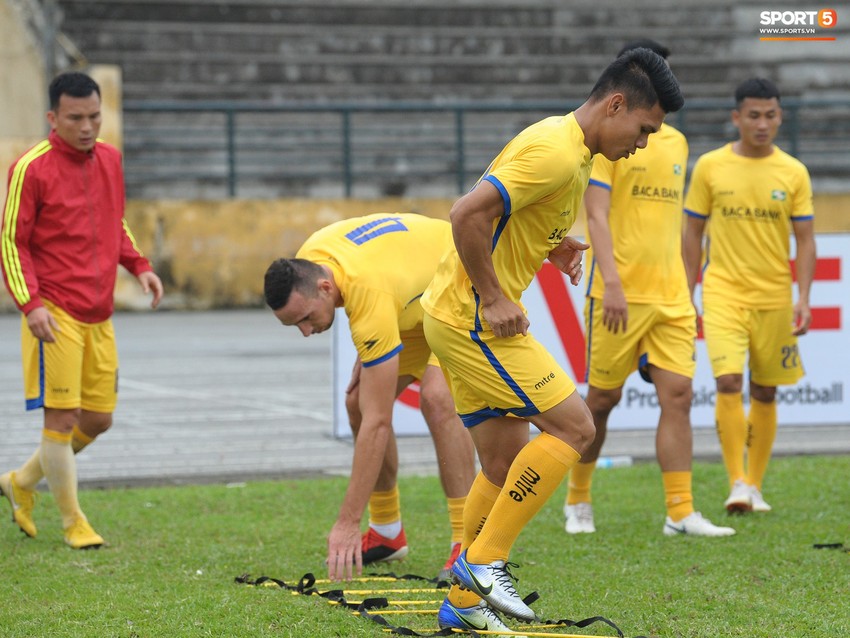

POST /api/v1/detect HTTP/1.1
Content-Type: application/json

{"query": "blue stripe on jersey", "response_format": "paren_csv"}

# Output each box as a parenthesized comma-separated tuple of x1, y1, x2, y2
(684, 208, 708, 219)
(362, 343, 403, 367)
(25, 341, 45, 410)
(345, 216, 407, 245)
(403, 293, 424, 309)
(588, 178, 612, 191)
(791, 215, 814, 221)
(491, 211, 511, 254)
(483, 175, 511, 215)
(468, 330, 535, 411)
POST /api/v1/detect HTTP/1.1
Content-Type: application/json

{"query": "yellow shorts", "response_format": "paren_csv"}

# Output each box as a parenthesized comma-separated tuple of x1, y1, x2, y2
(585, 299, 696, 389)
(21, 299, 119, 412)
(423, 313, 576, 427)
(702, 301, 804, 386)
(394, 328, 435, 380)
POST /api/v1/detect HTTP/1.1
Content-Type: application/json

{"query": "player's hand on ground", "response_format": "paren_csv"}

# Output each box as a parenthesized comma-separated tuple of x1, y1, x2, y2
(792, 300, 812, 336)
(326, 520, 362, 581)
(481, 296, 529, 338)
(548, 236, 590, 285)
(138, 270, 164, 309)
(25, 306, 59, 342)
(602, 284, 628, 334)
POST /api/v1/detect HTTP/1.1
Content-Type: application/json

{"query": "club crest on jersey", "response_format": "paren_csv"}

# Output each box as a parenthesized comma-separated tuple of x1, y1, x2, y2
(673, 164, 682, 175)
(771, 189, 787, 201)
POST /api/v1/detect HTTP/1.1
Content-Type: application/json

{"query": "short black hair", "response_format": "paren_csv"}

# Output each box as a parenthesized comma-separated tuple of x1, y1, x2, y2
(49, 72, 101, 110)
(263, 258, 325, 310)
(590, 47, 684, 114)
(618, 39, 670, 59)
(734, 78, 781, 108)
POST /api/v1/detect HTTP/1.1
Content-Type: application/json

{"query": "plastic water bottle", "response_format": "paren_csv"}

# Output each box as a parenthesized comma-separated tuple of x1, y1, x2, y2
(596, 455, 633, 469)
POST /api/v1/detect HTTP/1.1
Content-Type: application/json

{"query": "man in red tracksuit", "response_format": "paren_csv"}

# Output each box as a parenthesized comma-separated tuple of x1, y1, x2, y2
(0, 71, 163, 549)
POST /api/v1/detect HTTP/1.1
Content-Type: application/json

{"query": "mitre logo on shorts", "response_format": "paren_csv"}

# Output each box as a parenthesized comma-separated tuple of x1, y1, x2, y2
(509, 467, 541, 502)
(534, 371, 556, 390)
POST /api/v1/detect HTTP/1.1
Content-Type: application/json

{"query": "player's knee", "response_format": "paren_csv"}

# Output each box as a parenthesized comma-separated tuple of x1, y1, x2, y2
(750, 384, 776, 403)
(344, 391, 362, 431)
(586, 386, 621, 417)
(574, 415, 597, 451)
(716, 374, 743, 394)
(419, 382, 455, 428)
(81, 411, 113, 436)
(44, 407, 81, 434)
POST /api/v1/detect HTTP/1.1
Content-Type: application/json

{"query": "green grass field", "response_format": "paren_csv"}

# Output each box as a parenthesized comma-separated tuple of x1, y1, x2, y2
(1, 455, 848, 638)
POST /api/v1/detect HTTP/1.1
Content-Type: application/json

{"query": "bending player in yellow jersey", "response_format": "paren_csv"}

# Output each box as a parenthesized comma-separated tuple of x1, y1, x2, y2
(423, 48, 683, 631)
(683, 78, 816, 514)
(263, 213, 475, 581)
(564, 40, 734, 539)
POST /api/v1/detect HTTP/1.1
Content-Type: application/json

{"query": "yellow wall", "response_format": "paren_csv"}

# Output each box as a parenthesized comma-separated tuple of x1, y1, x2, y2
(0, 193, 847, 313)
(0, 1, 47, 193)
(1, 193, 847, 313)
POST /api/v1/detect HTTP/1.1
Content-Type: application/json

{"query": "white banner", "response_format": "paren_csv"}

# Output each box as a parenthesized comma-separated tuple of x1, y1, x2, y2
(333, 234, 848, 437)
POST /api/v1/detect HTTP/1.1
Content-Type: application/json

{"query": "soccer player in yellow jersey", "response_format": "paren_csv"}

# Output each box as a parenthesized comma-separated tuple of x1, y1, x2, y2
(564, 40, 734, 539)
(422, 48, 684, 630)
(263, 213, 475, 582)
(683, 78, 816, 514)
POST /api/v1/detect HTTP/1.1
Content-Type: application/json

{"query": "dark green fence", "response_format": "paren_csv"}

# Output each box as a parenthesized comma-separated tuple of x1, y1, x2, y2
(121, 98, 849, 199)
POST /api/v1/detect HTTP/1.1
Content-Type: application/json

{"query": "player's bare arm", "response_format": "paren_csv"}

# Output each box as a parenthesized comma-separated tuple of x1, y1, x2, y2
(791, 218, 816, 336)
(585, 184, 628, 333)
(450, 181, 529, 338)
(327, 355, 399, 581)
(681, 214, 707, 302)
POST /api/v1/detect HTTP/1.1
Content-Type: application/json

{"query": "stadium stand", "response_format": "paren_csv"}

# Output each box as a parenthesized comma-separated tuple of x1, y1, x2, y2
(45, 0, 850, 197)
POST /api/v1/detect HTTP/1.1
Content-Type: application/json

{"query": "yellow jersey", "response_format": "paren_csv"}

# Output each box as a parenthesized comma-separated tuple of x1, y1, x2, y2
(422, 113, 593, 330)
(586, 123, 689, 304)
(684, 143, 814, 308)
(297, 213, 452, 366)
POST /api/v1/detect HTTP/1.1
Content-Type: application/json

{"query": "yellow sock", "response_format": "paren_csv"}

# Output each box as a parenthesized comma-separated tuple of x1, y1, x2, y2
(446, 496, 466, 545)
(368, 486, 401, 527)
(14, 424, 96, 490)
(448, 472, 500, 608)
(71, 425, 96, 454)
(746, 398, 777, 490)
(14, 449, 43, 491)
(566, 460, 597, 505)
(662, 471, 694, 522)
(39, 429, 84, 529)
(468, 432, 579, 564)
(715, 392, 747, 486)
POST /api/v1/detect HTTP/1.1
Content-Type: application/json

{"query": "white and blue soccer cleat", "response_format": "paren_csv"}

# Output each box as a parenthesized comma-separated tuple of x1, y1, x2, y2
(450, 550, 537, 622)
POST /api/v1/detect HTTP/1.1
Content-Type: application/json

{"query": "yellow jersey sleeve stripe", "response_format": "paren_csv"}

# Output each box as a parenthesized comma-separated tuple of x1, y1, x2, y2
(588, 177, 611, 190)
(1, 140, 52, 306)
(122, 219, 145, 256)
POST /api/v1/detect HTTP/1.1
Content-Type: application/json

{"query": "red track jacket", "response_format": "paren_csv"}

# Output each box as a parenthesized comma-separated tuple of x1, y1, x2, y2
(1, 130, 152, 324)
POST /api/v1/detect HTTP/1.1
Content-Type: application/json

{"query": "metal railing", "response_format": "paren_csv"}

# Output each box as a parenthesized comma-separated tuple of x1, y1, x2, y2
(121, 98, 850, 199)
